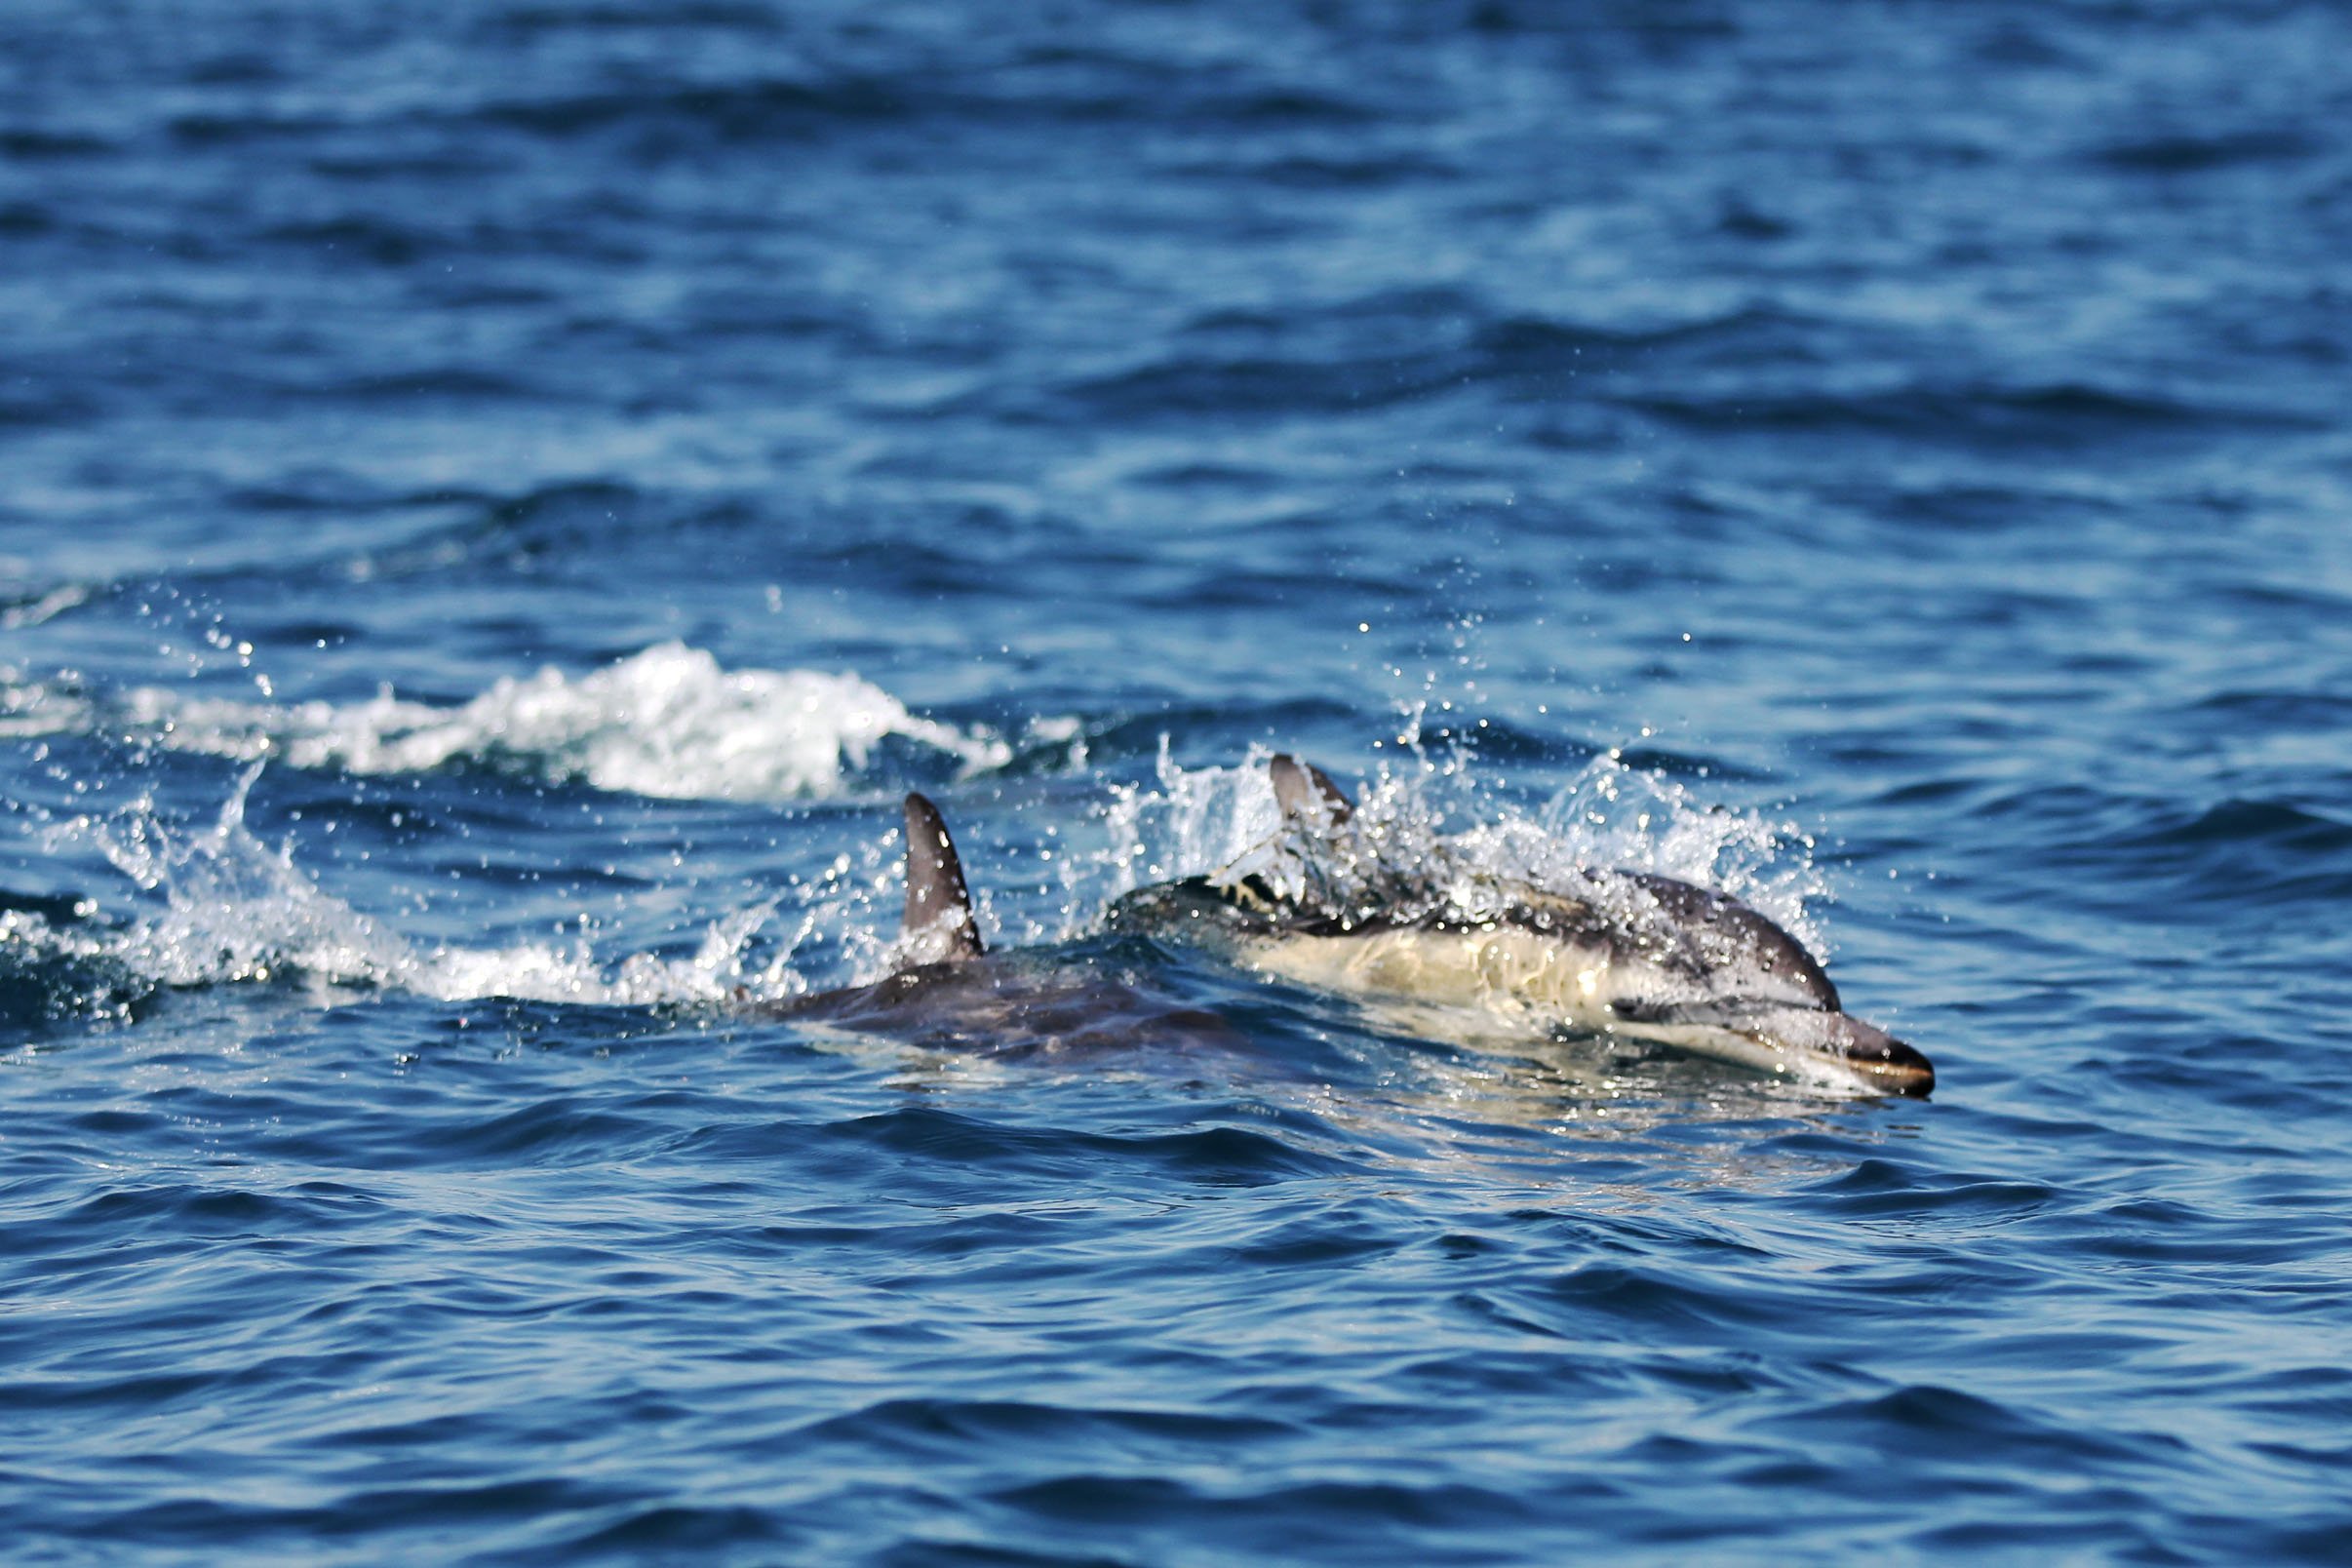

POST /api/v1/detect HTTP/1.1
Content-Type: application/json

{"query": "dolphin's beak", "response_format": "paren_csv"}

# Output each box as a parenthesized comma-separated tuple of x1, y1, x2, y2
(1827, 1014, 1935, 1098)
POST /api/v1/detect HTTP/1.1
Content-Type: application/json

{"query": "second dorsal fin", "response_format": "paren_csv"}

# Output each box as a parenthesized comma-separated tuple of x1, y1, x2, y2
(1270, 754, 1354, 827)
(900, 793, 984, 965)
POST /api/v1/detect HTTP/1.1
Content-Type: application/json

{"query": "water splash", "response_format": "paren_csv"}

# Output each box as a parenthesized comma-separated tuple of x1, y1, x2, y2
(6, 767, 800, 1021)
(2, 737, 1830, 1026)
(1530, 753, 1829, 951)
(2, 643, 1017, 803)
(1073, 744, 1828, 948)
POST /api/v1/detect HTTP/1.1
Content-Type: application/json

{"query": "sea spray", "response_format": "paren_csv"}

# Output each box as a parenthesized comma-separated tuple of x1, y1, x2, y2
(6, 766, 809, 1019)
(1071, 744, 1828, 953)
(2, 644, 1021, 802)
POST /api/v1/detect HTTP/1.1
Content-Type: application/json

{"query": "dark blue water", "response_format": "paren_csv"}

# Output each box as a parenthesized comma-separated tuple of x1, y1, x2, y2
(6, 1, 2351, 1560)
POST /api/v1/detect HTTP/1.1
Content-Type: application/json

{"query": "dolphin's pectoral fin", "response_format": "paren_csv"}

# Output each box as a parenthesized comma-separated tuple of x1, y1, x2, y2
(1271, 754, 1354, 826)
(900, 792, 985, 967)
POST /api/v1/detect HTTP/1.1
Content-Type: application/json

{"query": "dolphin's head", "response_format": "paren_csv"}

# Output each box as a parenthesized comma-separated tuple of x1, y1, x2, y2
(1742, 1003, 1936, 1097)
(1827, 1012, 1935, 1096)
(1603, 874, 1934, 1097)
(1609, 994, 1935, 1097)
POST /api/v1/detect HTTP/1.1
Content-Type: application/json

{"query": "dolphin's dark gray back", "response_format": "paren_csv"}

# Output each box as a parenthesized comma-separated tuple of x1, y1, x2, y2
(900, 792, 984, 966)
(1618, 871, 1840, 1011)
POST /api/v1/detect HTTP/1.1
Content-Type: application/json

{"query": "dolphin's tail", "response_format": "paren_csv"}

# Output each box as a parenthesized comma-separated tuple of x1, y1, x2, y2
(900, 793, 985, 966)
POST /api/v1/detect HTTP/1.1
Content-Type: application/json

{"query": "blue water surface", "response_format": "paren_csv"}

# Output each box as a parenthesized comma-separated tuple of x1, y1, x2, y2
(5, 1, 2351, 1561)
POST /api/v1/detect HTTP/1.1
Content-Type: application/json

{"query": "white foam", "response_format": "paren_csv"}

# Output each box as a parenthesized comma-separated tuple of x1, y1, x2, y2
(16, 643, 1013, 802)
(0, 663, 85, 739)
(1, 583, 92, 631)
(15, 766, 804, 1011)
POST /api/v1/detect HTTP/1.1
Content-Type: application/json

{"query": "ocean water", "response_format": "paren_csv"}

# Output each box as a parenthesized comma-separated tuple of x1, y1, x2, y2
(5, 1, 2350, 1561)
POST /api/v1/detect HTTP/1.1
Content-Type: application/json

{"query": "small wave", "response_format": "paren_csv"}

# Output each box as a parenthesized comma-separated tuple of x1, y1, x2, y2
(469, 77, 910, 140)
(2125, 799, 2352, 855)
(2119, 799, 2352, 903)
(2095, 128, 2319, 173)
(0, 201, 56, 236)
(1473, 305, 1786, 370)
(1, 584, 94, 630)
(1627, 380, 2317, 445)
(10, 643, 1015, 804)
(824, 1106, 1352, 1185)
(1062, 349, 1462, 420)
(554, 1504, 793, 1558)
(0, 129, 110, 160)
(454, 70, 1381, 149)
(2, 768, 802, 1023)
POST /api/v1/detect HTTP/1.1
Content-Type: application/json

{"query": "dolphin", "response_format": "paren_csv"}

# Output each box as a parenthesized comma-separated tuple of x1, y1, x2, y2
(769, 794, 1244, 1059)
(779, 772, 1930, 1097)
(1106, 756, 1934, 1097)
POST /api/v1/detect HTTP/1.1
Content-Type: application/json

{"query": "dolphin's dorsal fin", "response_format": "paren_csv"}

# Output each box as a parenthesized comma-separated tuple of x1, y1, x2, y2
(900, 792, 984, 965)
(1270, 754, 1354, 826)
